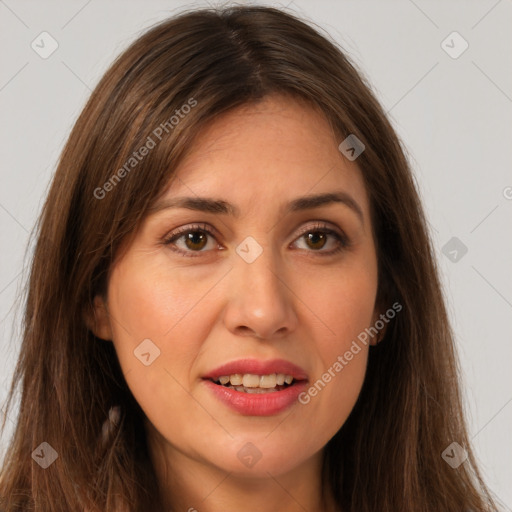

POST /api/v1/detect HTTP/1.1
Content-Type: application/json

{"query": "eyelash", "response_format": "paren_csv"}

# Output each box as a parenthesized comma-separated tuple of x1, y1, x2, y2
(162, 222, 350, 258)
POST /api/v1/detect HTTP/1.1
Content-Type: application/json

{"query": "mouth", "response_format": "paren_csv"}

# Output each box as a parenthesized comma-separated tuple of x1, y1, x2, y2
(202, 358, 309, 416)
(209, 372, 300, 393)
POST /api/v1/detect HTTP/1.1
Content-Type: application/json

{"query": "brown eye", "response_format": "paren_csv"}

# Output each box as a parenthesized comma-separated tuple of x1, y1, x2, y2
(304, 232, 328, 250)
(292, 223, 350, 256)
(163, 223, 219, 257)
(183, 231, 208, 251)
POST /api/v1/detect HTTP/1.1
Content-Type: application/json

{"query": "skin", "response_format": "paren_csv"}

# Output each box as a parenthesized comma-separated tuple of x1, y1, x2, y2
(90, 93, 386, 511)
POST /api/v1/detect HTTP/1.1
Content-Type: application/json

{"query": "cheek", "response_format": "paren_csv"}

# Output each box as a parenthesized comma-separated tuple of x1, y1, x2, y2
(104, 262, 218, 420)
(299, 252, 378, 354)
(105, 259, 219, 432)
(107, 256, 219, 352)
(292, 254, 377, 423)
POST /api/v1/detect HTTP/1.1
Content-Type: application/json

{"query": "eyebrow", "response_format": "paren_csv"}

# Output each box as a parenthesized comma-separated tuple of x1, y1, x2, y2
(149, 191, 364, 225)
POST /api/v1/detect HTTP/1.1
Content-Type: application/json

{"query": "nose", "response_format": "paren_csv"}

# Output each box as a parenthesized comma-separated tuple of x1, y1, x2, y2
(222, 243, 298, 340)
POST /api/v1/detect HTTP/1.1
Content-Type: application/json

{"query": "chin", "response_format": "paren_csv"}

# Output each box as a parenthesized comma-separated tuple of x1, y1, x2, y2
(201, 437, 316, 478)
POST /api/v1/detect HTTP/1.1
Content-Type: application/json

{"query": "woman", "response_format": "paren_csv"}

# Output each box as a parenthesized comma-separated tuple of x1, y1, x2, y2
(0, 5, 501, 511)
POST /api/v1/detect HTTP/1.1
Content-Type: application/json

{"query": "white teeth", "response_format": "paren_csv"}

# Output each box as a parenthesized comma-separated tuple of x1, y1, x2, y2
(244, 387, 277, 394)
(259, 374, 277, 388)
(230, 374, 243, 385)
(242, 374, 261, 388)
(215, 373, 295, 389)
(234, 385, 279, 394)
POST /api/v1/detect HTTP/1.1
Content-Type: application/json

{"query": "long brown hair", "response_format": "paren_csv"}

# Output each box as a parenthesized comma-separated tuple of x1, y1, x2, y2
(0, 5, 501, 511)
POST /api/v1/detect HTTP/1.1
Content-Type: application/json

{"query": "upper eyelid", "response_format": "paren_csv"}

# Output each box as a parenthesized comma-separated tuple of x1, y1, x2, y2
(295, 221, 342, 235)
(164, 220, 343, 239)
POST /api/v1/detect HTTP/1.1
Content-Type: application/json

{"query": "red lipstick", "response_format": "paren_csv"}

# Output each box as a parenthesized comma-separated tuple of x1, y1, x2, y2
(202, 358, 308, 416)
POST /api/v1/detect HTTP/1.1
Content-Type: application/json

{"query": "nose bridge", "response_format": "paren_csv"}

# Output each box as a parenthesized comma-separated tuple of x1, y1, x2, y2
(223, 237, 297, 339)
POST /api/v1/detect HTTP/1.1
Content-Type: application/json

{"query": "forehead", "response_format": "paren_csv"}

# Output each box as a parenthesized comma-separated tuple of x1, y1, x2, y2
(160, 94, 370, 222)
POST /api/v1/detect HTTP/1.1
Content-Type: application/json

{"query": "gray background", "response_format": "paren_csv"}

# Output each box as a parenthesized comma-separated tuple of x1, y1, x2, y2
(1, 0, 511, 508)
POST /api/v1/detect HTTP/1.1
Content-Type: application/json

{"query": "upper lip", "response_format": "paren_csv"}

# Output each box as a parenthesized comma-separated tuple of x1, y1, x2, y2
(203, 358, 309, 381)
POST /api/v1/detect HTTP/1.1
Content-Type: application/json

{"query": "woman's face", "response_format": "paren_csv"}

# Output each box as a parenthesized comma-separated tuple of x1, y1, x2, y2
(92, 94, 380, 482)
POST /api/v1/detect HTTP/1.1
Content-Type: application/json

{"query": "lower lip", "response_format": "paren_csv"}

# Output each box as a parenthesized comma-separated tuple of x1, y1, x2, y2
(203, 379, 308, 416)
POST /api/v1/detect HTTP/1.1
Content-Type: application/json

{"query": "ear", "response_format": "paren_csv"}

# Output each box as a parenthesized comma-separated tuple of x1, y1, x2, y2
(369, 304, 388, 346)
(84, 295, 113, 341)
